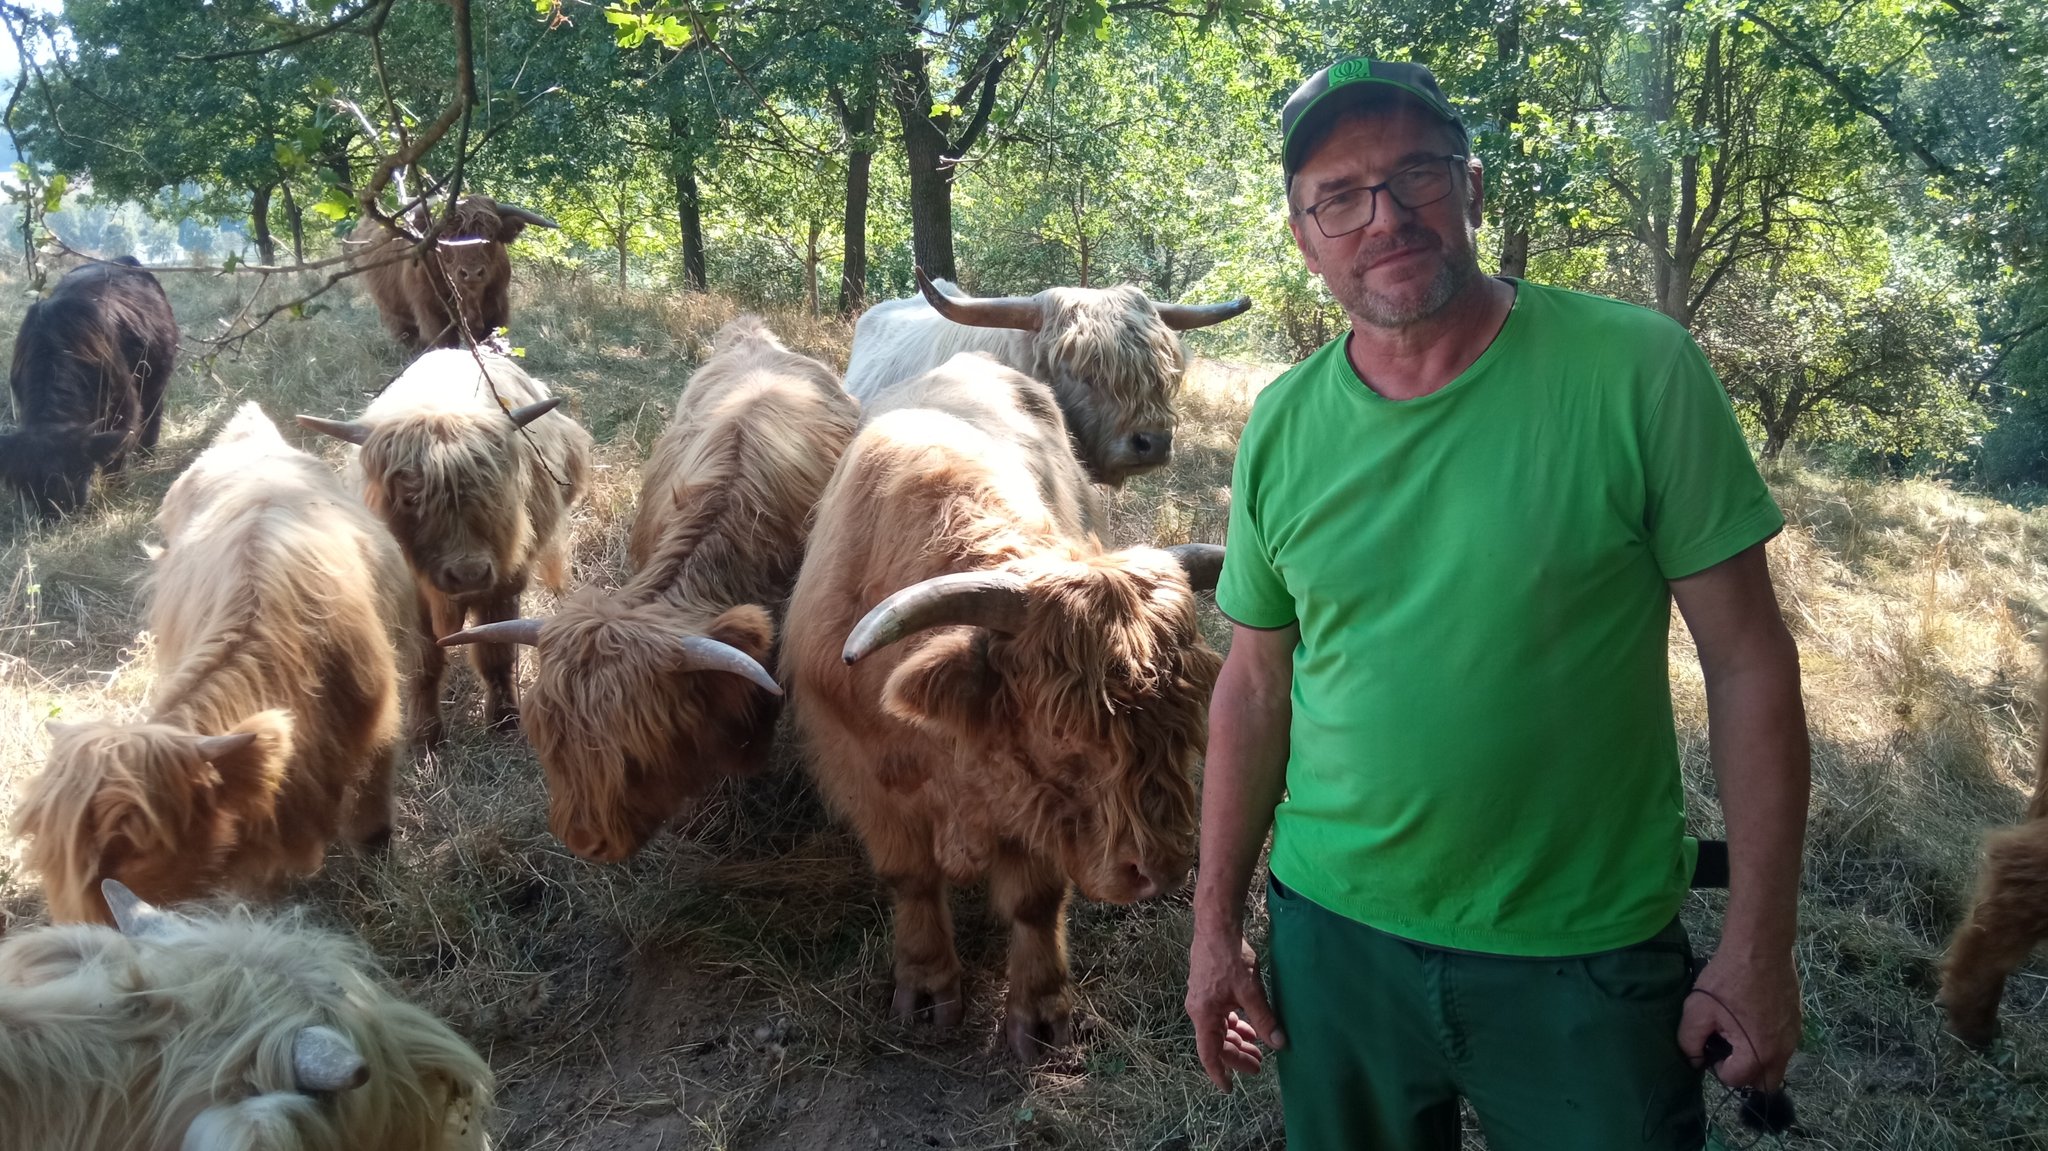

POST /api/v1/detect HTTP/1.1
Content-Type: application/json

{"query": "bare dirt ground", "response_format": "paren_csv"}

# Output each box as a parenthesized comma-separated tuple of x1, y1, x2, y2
(4, 263, 2048, 1149)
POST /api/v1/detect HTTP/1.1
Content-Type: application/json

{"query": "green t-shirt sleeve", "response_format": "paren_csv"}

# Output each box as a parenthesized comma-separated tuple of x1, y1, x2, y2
(1216, 417, 1297, 629)
(1641, 331, 1786, 579)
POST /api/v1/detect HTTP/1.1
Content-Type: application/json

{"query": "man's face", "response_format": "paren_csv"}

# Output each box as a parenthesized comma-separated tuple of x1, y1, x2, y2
(1288, 104, 1485, 330)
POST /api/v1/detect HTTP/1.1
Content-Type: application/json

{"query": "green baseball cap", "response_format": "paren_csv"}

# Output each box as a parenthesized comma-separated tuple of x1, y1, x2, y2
(1281, 57, 1468, 185)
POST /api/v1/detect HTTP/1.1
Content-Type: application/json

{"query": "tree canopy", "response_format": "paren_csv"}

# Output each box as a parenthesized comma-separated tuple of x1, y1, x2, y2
(0, 0, 2037, 479)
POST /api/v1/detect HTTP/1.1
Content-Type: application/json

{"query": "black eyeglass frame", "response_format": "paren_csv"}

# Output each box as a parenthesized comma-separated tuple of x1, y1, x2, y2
(1299, 154, 1469, 239)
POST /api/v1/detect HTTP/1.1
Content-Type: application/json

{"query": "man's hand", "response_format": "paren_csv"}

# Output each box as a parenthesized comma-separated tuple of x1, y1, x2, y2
(1187, 925, 1286, 1091)
(1678, 949, 1801, 1091)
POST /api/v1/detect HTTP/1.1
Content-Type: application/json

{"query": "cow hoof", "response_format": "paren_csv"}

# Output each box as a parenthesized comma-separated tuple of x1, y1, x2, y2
(890, 980, 964, 1028)
(1942, 1013, 1998, 1050)
(355, 825, 394, 854)
(1004, 1006, 1072, 1062)
(487, 705, 521, 732)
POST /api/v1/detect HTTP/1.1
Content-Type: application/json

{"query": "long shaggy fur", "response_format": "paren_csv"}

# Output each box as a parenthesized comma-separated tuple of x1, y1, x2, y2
(843, 279, 1187, 487)
(347, 349, 592, 737)
(783, 352, 1222, 1058)
(0, 901, 492, 1151)
(525, 315, 859, 860)
(350, 197, 538, 351)
(0, 257, 179, 516)
(1941, 659, 2048, 1046)
(12, 403, 419, 923)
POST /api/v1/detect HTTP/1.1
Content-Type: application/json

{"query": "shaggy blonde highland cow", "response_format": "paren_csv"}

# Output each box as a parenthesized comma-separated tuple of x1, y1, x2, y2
(298, 348, 593, 740)
(0, 880, 492, 1151)
(443, 316, 860, 861)
(14, 403, 422, 924)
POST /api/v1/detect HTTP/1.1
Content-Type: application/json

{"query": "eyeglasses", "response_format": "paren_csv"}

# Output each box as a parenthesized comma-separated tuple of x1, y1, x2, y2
(1299, 155, 1466, 239)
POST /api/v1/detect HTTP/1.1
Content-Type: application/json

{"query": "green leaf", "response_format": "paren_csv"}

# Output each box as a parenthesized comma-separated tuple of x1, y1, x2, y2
(42, 173, 66, 213)
(310, 187, 356, 222)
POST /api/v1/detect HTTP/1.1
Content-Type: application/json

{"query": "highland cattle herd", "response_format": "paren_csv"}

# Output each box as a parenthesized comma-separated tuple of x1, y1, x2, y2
(1, 193, 2044, 1146)
(0, 201, 1259, 1145)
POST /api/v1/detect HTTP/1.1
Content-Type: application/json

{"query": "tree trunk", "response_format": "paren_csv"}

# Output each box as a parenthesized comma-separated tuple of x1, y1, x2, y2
(805, 221, 822, 316)
(840, 147, 872, 315)
(669, 113, 707, 291)
(280, 183, 306, 264)
(249, 185, 276, 266)
(896, 91, 958, 282)
(837, 87, 877, 317)
(1495, 14, 1531, 279)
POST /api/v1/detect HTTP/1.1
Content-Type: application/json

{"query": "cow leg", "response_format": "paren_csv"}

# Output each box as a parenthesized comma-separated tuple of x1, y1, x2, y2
(871, 826, 963, 1027)
(138, 382, 166, 455)
(1941, 821, 2048, 1047)
(470, 586, 522, 730)
(990, 847, 1074, 1061)
(412, 591, 457, 748)
(347, 742, 399, 852)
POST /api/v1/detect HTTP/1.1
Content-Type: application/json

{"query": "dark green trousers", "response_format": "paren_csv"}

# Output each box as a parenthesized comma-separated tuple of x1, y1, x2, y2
(1266, 875, 1707, 1151)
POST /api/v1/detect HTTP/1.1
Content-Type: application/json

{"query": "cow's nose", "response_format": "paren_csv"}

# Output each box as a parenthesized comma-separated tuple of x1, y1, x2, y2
(438, 559, 494, 593)
(1128, 430, 1173, 466)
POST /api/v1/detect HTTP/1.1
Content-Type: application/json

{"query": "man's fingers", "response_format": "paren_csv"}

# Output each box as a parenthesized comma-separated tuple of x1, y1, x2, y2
(1191, 1007, 1232, 1091)
(1238, 984, 1287, 1050)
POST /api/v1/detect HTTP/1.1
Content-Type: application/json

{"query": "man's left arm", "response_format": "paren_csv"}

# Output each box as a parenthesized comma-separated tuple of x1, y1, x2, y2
(1670, 540, 1811, 1091)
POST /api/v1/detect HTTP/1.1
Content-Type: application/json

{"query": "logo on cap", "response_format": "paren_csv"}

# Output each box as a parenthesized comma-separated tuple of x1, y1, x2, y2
(1329, 59, 1375, 86)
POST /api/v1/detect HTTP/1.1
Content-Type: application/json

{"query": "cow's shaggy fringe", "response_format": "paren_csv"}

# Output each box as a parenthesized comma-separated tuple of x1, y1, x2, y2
(14, 403, 417, 922)
(522, 314, 858, 860)
(0, 900, 492, 1150)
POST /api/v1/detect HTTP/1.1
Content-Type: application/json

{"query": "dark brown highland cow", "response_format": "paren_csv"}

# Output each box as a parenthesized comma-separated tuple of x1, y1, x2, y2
(350, 196, 557, 351)
(0, 257, 178, 517)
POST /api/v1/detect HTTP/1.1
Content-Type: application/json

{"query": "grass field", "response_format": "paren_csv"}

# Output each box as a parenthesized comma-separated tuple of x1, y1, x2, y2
(1, 261, 2046, 1149)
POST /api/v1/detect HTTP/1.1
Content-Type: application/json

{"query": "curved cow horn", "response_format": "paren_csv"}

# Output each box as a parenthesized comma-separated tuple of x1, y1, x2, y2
(193, 730, 260, 761)
(1153, 296, 1254, 331)
(295, 414, 372, 446)
(293, 1025, 370, 1093)
(495, 204, 559, 229)
(1166, 543, 1226, 593)
(102, 879, 179, 939)
(843, 571, 1031, 665)
(507, 396, 564, 428)
(439, 618, 545, 647)
(915, 267, 1042, 332)
(669, 635, 782, 695)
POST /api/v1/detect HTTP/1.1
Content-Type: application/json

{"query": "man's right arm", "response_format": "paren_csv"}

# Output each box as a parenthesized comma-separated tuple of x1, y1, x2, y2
(1187, 620, 1297, 1091)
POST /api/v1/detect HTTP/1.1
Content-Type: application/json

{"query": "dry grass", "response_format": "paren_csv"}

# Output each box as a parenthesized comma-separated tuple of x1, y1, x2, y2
(2, 264, 2046, 1148)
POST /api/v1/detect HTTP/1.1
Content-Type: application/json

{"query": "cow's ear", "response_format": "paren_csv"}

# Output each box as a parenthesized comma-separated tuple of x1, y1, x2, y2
(704, 603, 774, 660)
(882, 631, 996, 737)
(180, 1093, 319, 1151)
(498, 217, 528, 244)
(85, 430, 128, 466)
(200, 711, 294, 819)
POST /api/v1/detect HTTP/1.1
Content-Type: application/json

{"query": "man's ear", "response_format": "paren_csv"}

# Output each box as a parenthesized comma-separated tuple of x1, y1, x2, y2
(1286, 202, 1325, 276)
(881, 631, 996, 739)
(1465, 154, 1486, 231)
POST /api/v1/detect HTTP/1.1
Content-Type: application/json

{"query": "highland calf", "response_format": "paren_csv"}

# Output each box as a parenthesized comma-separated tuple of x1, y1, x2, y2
(842, 270, 1249, 486)
(0, 880, 492, 1151)
(1941, 656, 2048, 1046)
(783, 351, 1225, 1060)
(0, 257, 179, 517)
(299, 349, 592, 739)
(444, 316, 859, 861)
(12, 403, 420, 924)
(351, 195, 558, 351)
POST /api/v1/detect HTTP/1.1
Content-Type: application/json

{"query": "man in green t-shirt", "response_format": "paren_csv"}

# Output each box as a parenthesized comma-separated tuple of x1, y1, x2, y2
(1183, 57, 1811, 1150)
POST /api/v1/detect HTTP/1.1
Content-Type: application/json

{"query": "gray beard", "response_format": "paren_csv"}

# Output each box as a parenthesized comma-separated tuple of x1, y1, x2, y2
(1329, 219, 1482, 330)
